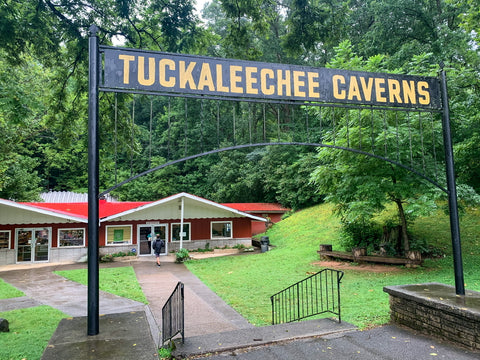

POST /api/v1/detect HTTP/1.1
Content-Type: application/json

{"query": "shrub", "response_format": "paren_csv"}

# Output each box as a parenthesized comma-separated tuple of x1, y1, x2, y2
(340, 217, 382, 252)
(158, 347, 172, 359)
(409, 236, 445, 258)
(99, 251, 137, 262)
(100, 254, 114, 262)
(111, 251, 124, 257)
(175, 248, 190, 263)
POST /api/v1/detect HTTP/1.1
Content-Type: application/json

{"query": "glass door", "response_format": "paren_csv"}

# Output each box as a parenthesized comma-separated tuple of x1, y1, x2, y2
(16, 228, 50, 263)
(139, 226, 153, 255)
(153, 225, 168, 255)
(34, 229, 49, 261)
(139, 225, 167, 255)
(17, 229, 32, 262)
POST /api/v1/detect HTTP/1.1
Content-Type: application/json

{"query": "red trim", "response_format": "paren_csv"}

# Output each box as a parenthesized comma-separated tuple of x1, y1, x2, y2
(21, 200, 152, 219)
(20, 200, 288, 219)
(221, 203, 290, 213)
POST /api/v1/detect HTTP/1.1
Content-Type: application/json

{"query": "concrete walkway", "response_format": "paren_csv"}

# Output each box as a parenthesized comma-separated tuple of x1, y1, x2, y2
(1, 255, 478, 359)
(0, 259, 159, 359)
(132, 256, 254, 340)
(0, 255, 354, 358)
(0, 254, 255, 340)
(0, 261, 146, 317)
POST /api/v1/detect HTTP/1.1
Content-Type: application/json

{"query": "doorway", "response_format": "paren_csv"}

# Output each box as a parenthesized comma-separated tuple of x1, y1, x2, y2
(16, 228, 50, 263)
(138, 224, 168, 256)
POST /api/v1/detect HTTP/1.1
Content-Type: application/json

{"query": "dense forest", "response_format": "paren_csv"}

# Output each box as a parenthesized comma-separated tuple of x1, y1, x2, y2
(1, 0, 479, 251)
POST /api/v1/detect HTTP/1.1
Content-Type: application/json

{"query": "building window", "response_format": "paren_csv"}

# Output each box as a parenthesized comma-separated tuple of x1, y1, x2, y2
(211, 221, 232, 239)
(0, 231, 10, 249)
(58, 229, 85, 247)
(171, 223, 190, 242)
(106, 225, 132, 245)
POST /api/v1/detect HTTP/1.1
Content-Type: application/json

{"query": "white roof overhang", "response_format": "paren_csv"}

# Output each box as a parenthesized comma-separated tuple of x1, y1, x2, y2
(0, 199, 87, 225)
(101, 192, 267, 223)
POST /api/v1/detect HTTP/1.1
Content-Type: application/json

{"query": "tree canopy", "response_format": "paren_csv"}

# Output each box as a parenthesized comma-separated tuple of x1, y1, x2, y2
(0, 0, 479, 228)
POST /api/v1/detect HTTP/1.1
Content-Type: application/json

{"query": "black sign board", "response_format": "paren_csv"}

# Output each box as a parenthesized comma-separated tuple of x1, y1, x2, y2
(101, 46, 442, 110)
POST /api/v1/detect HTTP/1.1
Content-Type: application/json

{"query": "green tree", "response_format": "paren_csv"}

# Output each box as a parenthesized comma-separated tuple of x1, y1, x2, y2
(347, 0, 468, 65)
(111, 157, 180, 201)
(310, 42, 446, 254)
(0, 52, 49, 200)
(453, 0, 480, 42)
(258, 146, 323, 210)
(0, 0, 208, 198)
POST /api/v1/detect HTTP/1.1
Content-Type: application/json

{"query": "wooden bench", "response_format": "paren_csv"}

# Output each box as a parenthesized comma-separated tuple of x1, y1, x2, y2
(318, 250, 355, 261)
(318, 247, 422, 267)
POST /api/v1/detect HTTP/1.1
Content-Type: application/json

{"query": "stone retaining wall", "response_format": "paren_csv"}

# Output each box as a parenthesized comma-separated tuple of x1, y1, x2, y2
(384, 283, 480, 351)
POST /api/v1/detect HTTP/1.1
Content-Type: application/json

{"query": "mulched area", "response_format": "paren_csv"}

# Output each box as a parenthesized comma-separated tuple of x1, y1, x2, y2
(312, 260, 403, 273)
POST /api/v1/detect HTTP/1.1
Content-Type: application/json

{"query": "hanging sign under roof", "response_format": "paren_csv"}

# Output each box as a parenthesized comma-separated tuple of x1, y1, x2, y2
(100, 46, 442, 110)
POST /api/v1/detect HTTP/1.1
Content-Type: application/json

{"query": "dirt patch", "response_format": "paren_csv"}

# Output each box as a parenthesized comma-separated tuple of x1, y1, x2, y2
(312, 260, 402, 273)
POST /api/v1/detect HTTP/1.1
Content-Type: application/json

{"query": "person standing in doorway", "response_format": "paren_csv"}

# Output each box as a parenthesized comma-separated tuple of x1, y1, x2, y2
(153, 233, 164, 266)
(146, 232, 152, 252)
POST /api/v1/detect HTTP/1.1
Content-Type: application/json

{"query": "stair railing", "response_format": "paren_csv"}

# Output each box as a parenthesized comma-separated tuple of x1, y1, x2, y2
(270, 269, 344, 325)
(162, 281, 185, 345)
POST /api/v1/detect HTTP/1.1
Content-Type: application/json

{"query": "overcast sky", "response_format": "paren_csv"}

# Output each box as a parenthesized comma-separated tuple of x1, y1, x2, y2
(195, 0, 210, 16)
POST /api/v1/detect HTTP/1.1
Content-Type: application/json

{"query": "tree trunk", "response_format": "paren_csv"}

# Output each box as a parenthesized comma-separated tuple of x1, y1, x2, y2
(394, 199, 410, 253)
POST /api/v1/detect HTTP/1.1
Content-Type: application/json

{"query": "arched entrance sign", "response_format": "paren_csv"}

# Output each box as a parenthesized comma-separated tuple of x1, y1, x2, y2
(88, 26, 463, 335)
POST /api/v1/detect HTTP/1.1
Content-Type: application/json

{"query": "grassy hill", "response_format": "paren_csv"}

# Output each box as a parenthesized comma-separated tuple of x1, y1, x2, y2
(186, 203, 480, 329)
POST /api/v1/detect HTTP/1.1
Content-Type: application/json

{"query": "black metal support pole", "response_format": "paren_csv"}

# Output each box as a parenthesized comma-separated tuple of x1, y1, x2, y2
(88, 25, 100, 335)
(440, 66, 465, 296)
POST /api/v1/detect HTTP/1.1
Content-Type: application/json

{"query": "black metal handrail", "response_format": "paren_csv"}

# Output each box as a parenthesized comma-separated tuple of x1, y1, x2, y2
(270, 268, 344, 325)
(162, 281, 184, 345)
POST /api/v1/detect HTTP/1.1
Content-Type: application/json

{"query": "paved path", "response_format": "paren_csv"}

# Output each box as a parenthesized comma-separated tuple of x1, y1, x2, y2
(201, 326, 480, 360)
(0, 255, 258, 347)
(1, 256, 479, 360)
(132, 258, 254, 338)
(0, 261, 146, 317)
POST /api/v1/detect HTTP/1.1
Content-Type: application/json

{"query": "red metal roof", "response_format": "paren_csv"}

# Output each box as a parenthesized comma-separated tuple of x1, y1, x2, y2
(20, 198, 288, 220)
(22, 200, 152, 219)
(221, 203, 290, 213)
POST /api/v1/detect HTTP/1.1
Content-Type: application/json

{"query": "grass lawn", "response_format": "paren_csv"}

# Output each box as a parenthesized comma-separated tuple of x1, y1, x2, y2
(185, 203, 480, 329)
(0, 278, 24, 299)
(0, 306, 67, 360)
(55, 265, 148, 304)
(0, 278, 65, 360)
(0, 265, 146, 360)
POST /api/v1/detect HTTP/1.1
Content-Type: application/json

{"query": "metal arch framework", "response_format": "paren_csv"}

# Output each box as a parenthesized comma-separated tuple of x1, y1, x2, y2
(99, 142, 448, 198)
(88, 26, 465, 336)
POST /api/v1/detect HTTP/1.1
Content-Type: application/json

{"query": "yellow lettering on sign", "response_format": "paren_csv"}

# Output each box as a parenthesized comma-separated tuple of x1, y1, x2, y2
(230, 65, 243, 94)
(260, 69, 275, 95)
(216, 64, 229, 92)
(138, 56, 155, 86)
(388, 79, 402, 103)
(198, 63, 215, 91)
(360, 77, 373, 101)
(347, 76, 361, 101)
(332, 75, 346, 99)
(293, 71, 306, 97)
(277, 70, 291, 97)
(375, 78, 387, 102)
(119, 54, 135, 84)
(308, 72, 320, 98)
(418, 81, 430, 105)
(245, 67, 258, 95)
(159, 59, 176, 87)
(113, 52, 434, 108)
(402, 80, 416, 104)
(179, 61, 197, 90)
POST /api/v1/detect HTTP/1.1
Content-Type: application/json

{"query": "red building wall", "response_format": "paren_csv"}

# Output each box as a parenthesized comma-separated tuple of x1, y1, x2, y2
(1, 216, 253, 250)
